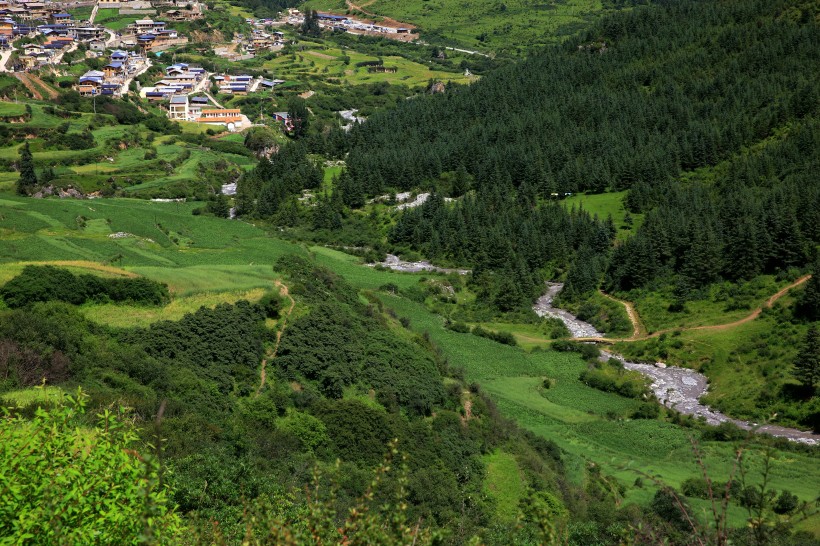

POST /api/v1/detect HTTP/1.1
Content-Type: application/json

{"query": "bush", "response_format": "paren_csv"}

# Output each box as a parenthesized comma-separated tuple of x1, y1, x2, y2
(445, 320, 471, 334)
(471, 325, 517, 346)
(258, 291, 283, 319)
(0, 389, 183, 543)
(680, 477, 711, 499)
(631, 402, 660, 420)
(551, 340, 600, 361)
(773, 490, 799, 514)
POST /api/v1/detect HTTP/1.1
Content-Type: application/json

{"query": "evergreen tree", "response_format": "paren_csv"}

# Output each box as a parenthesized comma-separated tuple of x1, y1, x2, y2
(793, 325, 820, 390)
(16, 142, 37, 196)
(300, 10, 321, 37)
(288, 98, 310, 139)
(796, 262, 820, 322)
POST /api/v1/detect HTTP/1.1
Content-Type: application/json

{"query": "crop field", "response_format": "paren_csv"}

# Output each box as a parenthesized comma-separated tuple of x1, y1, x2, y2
(82, 287, 267, 328)
(0, 102, 26, 117)
(94, 8, 141, 30)
(303, 0, 604, 53)
(263, 46, 471, 88)
(1, 194, 817, 531)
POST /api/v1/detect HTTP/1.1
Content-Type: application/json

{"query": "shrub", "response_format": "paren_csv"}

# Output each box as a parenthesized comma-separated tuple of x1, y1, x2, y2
(445, 320, 470, 334)
(258, 291, 283, 319)
(0, 389, 182, 543)
(471, 325, 517, 346)
(773, 490, 799, 514)
(680, 477, 711, 499)
(631, 402, 660, 420)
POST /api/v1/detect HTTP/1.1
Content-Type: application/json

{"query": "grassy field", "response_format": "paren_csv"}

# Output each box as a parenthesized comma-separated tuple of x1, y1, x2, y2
(620, 275, 788, 333)
(562, 191, 643, 241)
(482, 450, 525, 522)
(0, 102, 26, 117)
(303, 0, 604, 53)
(0, 193, 817, 532)
(94, 8, 141, 30)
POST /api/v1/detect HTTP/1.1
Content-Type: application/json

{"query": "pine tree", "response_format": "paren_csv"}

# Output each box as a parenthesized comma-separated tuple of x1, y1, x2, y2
(16, 142, 37, 196)
(795, 262, 820, 322)
(793, 325, 820, 390)
(287, 98, 310, 139)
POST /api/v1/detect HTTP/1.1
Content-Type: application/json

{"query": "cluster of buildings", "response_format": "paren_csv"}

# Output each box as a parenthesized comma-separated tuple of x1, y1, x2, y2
(125, 18, 184, 52)
(283, 9, 415, 40)
(0, 5, 108, 56)
(143, 62, 205, 99)
(77, 49, 147, 96)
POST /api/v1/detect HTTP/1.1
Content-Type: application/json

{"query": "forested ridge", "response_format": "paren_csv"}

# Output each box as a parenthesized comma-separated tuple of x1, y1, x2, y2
(345, 0, 818, 197)
(313, 0, 820, 307)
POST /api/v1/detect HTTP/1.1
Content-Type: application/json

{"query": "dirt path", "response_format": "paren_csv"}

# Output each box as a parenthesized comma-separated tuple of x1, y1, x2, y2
(573, 275, 812, 344)
(255, 280, 295, 396)
(600, 291, 646, 339)
(13, 74, 42, 100)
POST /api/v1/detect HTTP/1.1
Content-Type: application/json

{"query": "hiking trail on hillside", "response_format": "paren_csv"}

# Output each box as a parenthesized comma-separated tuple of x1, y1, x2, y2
(256, 280, 295, 396)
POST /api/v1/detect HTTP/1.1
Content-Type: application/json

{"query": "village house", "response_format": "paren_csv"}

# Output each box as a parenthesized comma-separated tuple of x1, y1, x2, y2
(0, 17, 13, 37)
(167, 94, 188, 120)
(103, 60, 125, 79)
(214, 73, 253, 95)
(78, 69, 104, 95)
(50, 12, 73, 26)
(196, 108, 243, 131)
(88, 38, 105, 51)
(131, 18, 166, 34)
(73, 25, 105, 41)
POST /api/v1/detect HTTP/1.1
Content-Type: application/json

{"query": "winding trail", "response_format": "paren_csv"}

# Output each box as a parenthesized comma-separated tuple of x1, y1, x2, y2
(599, 291, 646, 339)
(574, 274, 812, 343)
(255, 280, 295, 396)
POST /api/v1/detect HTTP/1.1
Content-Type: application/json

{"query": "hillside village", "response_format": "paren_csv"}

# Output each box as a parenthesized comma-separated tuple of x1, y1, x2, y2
(0, 0, 295, 131)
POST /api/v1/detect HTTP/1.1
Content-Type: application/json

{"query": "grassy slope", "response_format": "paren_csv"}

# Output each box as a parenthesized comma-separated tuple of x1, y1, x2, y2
(562, 191, 643, 242)
(303, 0, 603, 52)
(0, 195, 817, 531)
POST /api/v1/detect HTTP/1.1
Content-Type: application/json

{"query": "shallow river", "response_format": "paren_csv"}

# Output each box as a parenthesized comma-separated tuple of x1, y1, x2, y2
(534, 283, 819, 446)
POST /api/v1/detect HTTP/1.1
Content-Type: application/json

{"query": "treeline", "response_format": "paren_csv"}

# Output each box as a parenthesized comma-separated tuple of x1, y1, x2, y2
(0, 266, 170, 308)
(344, 0, 818, 198)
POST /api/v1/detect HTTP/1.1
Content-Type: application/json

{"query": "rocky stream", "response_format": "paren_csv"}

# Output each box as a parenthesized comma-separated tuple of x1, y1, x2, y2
(534, 283, 819, 446)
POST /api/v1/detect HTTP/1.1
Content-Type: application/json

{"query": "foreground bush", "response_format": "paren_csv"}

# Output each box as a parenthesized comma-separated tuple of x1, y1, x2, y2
(0, 389, 182, 544)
